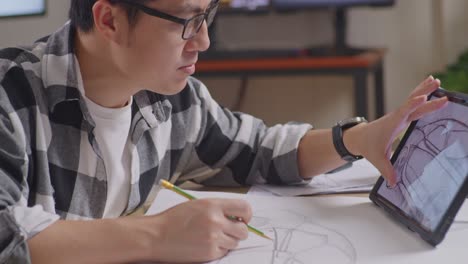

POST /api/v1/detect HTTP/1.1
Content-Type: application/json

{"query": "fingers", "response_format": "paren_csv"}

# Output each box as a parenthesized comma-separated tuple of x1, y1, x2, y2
(224, 220, 249, 241)
(408, 97, 449, 121)
(409, 76, 440, 98)
(216, 248, 230, 259)
(219, 233, 240, 251)
(210, 247, 230, 261)
(401, 95, 427, 117)
(221, 199, 253, 224)
(376, 155, 397, 187)
(220, 199, 250, 242)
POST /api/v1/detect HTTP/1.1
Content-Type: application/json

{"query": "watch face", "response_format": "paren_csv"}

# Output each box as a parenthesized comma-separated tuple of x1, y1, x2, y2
(339, 117, 368, 128)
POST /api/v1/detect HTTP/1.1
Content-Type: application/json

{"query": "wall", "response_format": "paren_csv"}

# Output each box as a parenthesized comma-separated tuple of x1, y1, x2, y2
(1, 0, 467, 128)
(442, 0, 468, 65)
(348, 0, 438, 116)
(204, 0, 468, 128)
(0, 0, 69, 47)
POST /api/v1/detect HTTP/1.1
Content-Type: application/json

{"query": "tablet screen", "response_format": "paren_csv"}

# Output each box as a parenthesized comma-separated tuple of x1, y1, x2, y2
(377, 94, 468, 232)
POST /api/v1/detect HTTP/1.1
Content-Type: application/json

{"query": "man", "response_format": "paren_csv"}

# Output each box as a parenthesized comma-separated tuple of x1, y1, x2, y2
(0, 0, 447, 263)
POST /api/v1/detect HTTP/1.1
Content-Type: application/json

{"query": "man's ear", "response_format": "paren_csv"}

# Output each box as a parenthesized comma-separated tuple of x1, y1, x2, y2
(92, 0, 129, 44)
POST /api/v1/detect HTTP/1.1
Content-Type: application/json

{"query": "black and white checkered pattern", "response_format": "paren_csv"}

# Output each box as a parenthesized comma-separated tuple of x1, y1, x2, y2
(0, 22, 312, 262)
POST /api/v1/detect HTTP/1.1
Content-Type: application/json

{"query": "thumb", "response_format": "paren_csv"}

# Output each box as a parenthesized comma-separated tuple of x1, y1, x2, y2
(375, 155, 397, 187)
(222, 199, 253, 223)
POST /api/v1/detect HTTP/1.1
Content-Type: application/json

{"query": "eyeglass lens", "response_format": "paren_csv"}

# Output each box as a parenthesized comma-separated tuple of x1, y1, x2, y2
(183, 4, 218, 39)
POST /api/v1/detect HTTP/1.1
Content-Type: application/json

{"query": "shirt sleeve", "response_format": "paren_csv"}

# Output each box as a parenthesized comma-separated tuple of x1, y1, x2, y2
(0, 97, 59, 263)
(188, 78, 313, 187)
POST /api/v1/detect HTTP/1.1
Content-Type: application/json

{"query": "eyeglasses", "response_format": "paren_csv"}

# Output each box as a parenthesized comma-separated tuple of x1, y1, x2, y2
(115, 0, 219, 40)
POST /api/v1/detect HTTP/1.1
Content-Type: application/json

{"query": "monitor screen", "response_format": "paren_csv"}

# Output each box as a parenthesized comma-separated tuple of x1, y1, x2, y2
(231, 0, 270, 9)
(0, 0, 46, 18)
(219, 0, 394, 13)
(273, 0, 395, 9)
(219, 0, 271, 12)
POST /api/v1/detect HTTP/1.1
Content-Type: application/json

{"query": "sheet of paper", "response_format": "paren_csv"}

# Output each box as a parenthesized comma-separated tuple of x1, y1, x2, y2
(146, 189, 468, 264)
(257, 159, 380, 196)
(246, 185, 278, 196)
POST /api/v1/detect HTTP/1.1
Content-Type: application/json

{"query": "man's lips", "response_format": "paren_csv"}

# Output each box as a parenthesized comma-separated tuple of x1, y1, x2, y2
(179, 63, 196, 75)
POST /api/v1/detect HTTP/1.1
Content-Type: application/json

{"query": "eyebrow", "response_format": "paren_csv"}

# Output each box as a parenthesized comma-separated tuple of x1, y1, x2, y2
(180, 2, 205, 14)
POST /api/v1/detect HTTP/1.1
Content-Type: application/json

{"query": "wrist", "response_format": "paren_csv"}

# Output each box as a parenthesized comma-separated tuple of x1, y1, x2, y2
(118, 216, 165, 262)
(332, 117, 368, 161)
(342, 122, 368, 158)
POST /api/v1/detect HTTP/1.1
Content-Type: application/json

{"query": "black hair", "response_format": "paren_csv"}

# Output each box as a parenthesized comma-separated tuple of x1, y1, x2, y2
(69, 0, 151, 32)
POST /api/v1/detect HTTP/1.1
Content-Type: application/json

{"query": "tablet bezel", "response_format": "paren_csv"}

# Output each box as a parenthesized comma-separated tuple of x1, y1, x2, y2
(370, 88, 468, 246)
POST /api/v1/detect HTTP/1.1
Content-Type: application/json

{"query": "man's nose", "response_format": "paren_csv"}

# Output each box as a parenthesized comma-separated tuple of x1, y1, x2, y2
(189, 20, 211, 52)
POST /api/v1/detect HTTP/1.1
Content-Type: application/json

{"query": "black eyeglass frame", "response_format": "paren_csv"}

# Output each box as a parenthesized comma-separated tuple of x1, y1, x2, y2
(114, 0, 219, 40)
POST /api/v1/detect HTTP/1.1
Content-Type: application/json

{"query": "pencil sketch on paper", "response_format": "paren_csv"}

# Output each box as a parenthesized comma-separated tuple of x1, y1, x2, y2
(213, 209, 357, 264)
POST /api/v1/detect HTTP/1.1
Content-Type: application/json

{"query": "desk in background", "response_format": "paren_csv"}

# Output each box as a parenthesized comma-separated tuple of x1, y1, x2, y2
(195, 49, 386, 120)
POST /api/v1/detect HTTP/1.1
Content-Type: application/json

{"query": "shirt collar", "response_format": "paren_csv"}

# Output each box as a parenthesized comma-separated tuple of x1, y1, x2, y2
(42, 22, 82, 113)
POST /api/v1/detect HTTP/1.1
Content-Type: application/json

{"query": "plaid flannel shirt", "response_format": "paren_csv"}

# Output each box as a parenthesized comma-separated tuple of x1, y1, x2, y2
(0, 22, 312, 263)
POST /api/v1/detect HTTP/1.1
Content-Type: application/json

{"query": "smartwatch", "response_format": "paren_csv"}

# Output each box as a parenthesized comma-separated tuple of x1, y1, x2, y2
(332, 116, 368, 162)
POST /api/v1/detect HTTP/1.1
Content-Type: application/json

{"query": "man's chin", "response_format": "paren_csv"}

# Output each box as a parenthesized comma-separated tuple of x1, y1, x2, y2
(147, 79, 188, 95)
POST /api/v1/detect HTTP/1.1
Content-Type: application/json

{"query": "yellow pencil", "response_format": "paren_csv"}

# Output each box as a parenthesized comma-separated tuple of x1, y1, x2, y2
(159, 179, 272, 240)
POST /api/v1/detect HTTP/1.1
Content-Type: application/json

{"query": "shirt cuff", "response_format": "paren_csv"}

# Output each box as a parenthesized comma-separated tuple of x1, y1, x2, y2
(8, 205, 60, 239)
(280, 123, 313, 185)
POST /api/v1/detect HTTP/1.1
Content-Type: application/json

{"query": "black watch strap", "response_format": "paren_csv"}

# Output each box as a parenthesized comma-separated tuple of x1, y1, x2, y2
(332, 117, 367, 162)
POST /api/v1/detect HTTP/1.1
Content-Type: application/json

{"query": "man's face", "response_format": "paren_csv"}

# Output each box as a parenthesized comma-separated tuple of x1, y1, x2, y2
(115, 0, 212, 95)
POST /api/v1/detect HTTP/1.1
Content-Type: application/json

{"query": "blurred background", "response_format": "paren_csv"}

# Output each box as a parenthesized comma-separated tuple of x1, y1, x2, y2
(1, 0, 467, 128)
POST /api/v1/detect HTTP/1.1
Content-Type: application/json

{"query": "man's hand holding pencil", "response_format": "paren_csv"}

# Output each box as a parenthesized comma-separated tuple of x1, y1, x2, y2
(143, 180, 254, 263)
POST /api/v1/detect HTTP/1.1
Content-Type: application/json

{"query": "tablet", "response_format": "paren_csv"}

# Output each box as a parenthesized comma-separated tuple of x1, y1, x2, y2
(370, 88, 468, 246)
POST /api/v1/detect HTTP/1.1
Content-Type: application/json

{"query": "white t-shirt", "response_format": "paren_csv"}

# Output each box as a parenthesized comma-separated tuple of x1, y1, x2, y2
(84, 96, 133, 218)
